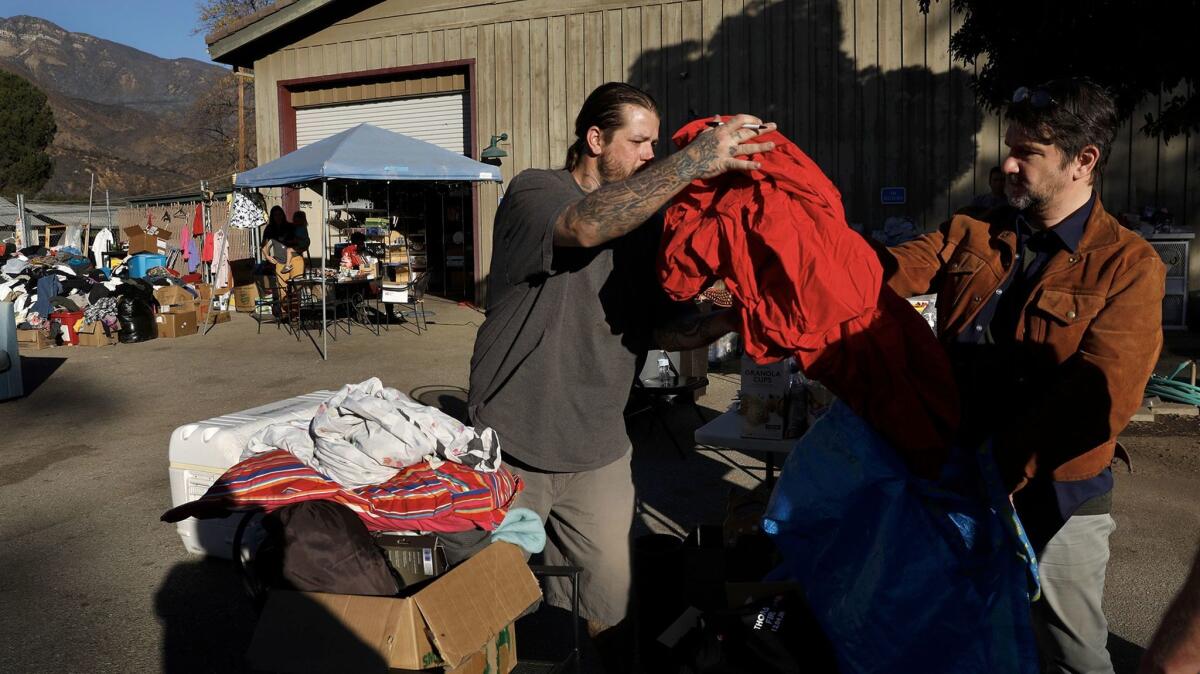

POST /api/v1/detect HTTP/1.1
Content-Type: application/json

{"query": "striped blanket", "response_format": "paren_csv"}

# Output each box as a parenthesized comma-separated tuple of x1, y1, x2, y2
(162, 449, 521, 533)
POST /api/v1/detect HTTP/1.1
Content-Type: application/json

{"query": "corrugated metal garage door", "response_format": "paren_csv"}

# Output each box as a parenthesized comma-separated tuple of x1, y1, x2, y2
(295, 94, 466, 154)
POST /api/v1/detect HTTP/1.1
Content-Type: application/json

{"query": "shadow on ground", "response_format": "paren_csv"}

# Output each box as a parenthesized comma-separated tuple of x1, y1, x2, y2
(154, 558, 259, 673)
(18, 355, 66, 397)
(1109, 631, 1146, 674)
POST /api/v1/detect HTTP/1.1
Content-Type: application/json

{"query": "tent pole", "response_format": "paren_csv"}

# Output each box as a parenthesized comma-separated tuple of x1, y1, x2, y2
(322, 180, 328, 360)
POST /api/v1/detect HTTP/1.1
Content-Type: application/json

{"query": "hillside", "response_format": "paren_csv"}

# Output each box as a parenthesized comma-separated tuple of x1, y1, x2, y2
(0, 15, 251, 199)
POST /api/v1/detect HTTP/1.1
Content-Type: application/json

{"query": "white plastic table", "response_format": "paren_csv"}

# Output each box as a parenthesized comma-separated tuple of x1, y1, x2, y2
(693, 409, 799, 486)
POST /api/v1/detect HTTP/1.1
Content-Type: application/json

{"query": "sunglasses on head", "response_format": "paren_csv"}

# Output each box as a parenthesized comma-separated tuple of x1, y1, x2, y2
(1011, 86, 1057, 108)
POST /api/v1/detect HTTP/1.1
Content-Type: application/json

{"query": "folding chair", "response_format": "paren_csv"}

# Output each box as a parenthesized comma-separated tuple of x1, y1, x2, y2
(252, 273, 287, 335)
(383, 272, 430, 335)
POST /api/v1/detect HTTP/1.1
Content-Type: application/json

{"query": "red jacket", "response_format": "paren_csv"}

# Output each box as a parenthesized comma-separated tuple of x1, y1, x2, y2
(661, 118, 960, 477)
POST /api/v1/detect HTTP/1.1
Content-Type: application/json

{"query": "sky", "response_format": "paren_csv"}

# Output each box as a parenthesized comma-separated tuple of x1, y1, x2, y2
(1, 0, 212, 62)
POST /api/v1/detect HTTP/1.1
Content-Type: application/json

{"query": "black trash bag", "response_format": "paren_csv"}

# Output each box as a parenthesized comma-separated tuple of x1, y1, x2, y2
(253, 501, 401, 597)
(115, 295, 157, 343)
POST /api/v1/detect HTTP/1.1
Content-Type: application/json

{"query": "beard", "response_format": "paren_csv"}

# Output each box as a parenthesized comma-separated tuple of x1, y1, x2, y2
(1005, 173, 1063, 212)
(597, 153, 642, 185)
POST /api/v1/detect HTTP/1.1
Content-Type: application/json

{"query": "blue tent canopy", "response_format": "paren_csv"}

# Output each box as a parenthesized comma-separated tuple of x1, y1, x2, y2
(234, 123, 502, 186)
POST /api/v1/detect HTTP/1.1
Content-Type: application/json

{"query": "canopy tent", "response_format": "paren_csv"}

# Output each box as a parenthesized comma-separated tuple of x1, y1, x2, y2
(233, 123, 503, 359)
(234, 123, 502, 186)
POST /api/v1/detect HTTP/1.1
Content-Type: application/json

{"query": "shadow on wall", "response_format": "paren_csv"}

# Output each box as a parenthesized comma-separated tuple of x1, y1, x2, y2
(628, 0, 981, 230)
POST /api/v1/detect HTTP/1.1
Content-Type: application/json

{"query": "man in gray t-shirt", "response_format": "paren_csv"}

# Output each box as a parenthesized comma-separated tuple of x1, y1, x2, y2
(468, 82, 774, 636)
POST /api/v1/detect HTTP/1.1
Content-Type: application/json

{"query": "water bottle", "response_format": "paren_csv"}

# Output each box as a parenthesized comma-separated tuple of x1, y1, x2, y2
(657, 350, 674, 385)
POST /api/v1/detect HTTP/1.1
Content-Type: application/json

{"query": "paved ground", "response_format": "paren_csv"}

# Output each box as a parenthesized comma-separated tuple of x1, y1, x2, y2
(0, 300, 1197, 673)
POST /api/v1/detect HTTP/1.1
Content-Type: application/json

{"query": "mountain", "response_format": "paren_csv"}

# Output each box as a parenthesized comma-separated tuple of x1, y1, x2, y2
(0, 15, 247, 199)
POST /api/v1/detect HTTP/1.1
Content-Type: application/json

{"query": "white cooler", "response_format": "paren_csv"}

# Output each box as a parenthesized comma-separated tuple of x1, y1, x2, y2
(168, 391, 334, 558)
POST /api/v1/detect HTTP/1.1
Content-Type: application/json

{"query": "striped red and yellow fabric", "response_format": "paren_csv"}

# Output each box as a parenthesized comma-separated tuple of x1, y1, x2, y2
(162, 449, 522, 533)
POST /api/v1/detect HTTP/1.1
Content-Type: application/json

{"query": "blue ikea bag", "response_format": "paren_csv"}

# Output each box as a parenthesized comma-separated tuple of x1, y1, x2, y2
(762, 400, 1040, 674)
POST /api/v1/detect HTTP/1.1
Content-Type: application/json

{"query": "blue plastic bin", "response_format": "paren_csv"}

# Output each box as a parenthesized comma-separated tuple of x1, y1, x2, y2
(128, 253, 167, 279)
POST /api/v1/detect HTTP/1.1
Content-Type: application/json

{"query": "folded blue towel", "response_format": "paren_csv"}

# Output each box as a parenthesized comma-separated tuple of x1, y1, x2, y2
(489, 507, 546, 554)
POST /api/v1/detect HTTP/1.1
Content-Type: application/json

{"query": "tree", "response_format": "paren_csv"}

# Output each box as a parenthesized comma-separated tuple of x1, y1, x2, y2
(193, 1, 263, 178)
(0, 71, 56, 197)
(188, 70, 257, 177)
(195, 0, 274, 38)
(919, 0, 1199, 142)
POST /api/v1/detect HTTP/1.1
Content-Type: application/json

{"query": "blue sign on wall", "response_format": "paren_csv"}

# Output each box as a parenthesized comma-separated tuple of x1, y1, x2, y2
(881, 187, 907, 205)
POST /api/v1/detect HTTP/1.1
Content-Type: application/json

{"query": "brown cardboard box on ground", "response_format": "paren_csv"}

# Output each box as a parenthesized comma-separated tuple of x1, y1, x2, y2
(245, 542, 539, 673)
(121, 225, 172, 254)
(209, 310, 231, 325)
(16, 328, 52, 350)
(75, 323, 117, 347)
(155, 311, 198, 338)
(153, 286, 199, 314)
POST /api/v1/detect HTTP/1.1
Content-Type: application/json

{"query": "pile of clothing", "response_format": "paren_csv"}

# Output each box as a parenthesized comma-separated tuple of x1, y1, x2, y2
(1, 242, 208, 345)
(162, 379, 526, 536)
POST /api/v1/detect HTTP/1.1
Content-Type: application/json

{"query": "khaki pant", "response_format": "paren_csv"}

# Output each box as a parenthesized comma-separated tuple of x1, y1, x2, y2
(1033, 513, 1117, 674)
(508, 450, 635, 627)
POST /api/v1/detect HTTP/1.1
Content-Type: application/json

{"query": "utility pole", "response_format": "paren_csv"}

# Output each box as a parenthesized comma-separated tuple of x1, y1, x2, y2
(236, 66, 245, 173)
(234, 67, 255, 174)
(15, 194, 25, 247)
(86, 168, 95, 226)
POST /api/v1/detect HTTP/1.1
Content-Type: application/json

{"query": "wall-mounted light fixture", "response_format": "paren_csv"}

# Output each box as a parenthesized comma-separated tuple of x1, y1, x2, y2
(481, 133, 509, 166)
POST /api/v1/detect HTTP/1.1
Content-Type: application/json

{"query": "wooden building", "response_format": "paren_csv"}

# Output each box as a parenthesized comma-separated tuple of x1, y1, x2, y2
(208, 0, 1198, 319)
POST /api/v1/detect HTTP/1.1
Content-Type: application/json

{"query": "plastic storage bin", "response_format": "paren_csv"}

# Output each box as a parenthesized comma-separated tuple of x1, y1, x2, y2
(128, 253, 167, 279)
(49, 310, 84, 345)
(168, 390, 334, 558)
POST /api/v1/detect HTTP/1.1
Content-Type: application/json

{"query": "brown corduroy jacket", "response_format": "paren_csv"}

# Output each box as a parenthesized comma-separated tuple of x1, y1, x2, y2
(878, 197, 1166, 491)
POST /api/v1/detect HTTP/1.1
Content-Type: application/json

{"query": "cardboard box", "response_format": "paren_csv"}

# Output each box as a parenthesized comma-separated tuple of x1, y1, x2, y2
(246, 542, 539, 673)
(194, 283, 212, 302)
(154, 285, 200, 314)
(16, 328, 52, 350)
(156, 311, 198, 338)
(445, 626, 516, 674)
(739, 356, 790, 439)
(233, 284, 259, 312)
(374, 534, 448, 587)
(210, 310, 231, 325)
(75, 323, 117, 347)
(122, 225, 172, 254)
(195, 301, 211, 324)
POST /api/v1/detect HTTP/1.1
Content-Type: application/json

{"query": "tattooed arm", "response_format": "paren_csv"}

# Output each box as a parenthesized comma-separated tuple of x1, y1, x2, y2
(554, 115, 776, 248)
(653, 308, 740, 351)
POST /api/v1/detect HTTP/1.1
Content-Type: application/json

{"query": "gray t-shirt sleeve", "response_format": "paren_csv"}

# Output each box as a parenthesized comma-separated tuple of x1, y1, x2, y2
(497, 170, 582, 283)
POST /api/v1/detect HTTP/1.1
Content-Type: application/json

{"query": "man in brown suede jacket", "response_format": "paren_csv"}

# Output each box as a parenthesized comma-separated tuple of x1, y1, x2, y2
(878, 79, 1165, 673)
